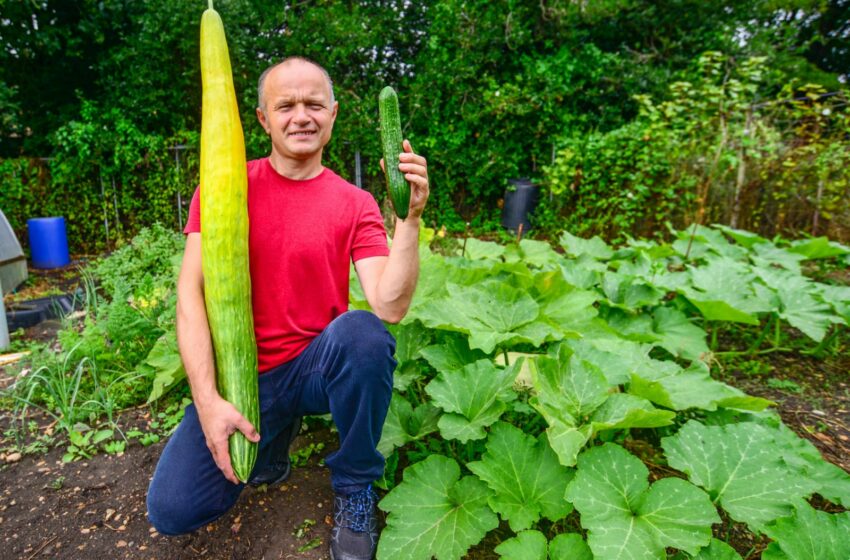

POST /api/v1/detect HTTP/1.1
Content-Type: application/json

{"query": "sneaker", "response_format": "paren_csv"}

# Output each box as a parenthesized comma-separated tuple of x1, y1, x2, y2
(330, 485, 379, 560)
(248, 417, 302, 487)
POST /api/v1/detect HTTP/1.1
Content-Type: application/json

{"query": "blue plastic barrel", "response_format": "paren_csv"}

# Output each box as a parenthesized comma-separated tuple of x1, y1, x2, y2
(27, 217, 71, 269)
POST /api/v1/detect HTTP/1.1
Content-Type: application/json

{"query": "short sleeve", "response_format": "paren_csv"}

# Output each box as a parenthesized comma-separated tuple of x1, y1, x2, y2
(184, 186, 201, 234)
(351, 195, 390, 262)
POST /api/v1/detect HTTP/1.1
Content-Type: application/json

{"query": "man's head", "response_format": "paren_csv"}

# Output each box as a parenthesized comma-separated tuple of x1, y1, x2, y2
(256, 57, 339, 165)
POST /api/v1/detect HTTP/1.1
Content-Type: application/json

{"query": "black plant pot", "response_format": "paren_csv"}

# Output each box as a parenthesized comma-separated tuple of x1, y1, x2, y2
(501, 178, 539, 231)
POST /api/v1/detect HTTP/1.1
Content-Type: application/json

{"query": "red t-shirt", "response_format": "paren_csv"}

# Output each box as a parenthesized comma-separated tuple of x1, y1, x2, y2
(185, 158, 390, 372)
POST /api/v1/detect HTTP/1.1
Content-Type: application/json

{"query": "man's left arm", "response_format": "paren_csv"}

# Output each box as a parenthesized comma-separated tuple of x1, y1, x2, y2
(355, 139, 429, 324)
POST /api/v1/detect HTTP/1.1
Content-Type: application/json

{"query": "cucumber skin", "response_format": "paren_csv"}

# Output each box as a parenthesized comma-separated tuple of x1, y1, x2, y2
(379, 86, 410, 220)
(200, 6, 259, 483)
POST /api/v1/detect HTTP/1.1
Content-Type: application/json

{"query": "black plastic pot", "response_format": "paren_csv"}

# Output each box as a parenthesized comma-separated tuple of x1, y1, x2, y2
(501, 178, 539, 231)
(6, 294, 76, 331)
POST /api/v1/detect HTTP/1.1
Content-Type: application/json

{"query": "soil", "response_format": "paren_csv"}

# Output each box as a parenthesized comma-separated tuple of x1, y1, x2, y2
(0, 417, 339, 560)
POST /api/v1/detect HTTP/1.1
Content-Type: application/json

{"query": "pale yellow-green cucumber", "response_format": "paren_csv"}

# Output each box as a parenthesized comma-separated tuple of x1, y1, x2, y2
(199, 0, 258, 483)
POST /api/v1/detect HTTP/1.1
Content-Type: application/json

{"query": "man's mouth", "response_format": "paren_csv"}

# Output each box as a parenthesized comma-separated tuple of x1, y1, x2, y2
(288, 130, 316, 137)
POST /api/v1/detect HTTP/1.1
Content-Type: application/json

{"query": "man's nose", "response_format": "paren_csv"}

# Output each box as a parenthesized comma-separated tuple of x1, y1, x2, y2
(292, 103, 310, 123)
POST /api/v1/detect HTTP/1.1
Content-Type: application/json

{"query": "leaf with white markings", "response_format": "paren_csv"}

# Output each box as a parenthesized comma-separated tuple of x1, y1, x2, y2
(762, 502, 850, 560)
(495, 531, 592, 560)
(377, 455, 498, 560)
(566, 443, 719, 559)
(425, 359, 519, 442)
(467, 422, 574, 531)
(662, 420, 819, 531)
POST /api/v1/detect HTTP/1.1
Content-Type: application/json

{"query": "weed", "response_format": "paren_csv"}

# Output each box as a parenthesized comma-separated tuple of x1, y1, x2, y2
(765, 378, 803, 393)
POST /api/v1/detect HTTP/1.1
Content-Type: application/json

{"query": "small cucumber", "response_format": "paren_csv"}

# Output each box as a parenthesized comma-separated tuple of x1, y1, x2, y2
(379, 86, 410, 220)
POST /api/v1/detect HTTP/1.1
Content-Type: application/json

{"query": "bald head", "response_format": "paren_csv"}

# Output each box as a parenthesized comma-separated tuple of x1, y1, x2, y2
(257, 57, 335, 116)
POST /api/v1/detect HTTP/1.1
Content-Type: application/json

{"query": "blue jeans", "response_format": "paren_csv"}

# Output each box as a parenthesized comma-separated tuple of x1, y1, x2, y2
(146, 310, 396, 535)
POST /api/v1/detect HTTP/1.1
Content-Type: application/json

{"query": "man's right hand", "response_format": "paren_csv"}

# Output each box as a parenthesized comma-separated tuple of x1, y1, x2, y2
(195, 394, 261, 484)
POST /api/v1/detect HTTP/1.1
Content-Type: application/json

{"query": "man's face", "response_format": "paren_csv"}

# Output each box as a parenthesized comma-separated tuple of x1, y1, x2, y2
(257, 60, 338, 163)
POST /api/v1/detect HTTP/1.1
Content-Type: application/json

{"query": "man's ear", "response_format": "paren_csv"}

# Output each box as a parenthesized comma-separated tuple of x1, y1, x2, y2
(256, 107, 270, 134)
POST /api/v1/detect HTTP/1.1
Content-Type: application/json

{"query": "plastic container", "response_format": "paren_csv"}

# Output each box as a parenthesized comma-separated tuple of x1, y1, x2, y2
(501, 179, 539, 231)
(27, 217, 70, 269)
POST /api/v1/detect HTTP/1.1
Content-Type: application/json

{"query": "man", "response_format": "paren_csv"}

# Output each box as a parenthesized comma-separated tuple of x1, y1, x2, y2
(146, 56, 429, 560)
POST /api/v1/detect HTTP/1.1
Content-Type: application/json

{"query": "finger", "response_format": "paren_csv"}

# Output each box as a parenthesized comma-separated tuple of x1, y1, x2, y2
(235, 415, 261, 443)
(399, 162, 428, 177)
(399, 151, 426, 166)
(379, 158, 385, 173)
(213, 438, 238, 484)
(404, 173, 430, 192)
(402, 139, 413, 153)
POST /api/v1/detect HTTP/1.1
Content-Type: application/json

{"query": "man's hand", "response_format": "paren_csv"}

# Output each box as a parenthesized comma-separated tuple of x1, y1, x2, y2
(382, 139, 429, 220)
(195, 395, 261, 484)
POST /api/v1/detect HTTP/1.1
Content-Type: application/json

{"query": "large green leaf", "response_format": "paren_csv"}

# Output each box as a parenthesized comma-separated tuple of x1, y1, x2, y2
(377, 455, 498, 560)
(419, 335, 488, 374)
(494, 530, 547, 560)
(378, 393, 441, 456)
(558, 255, 606, 289)
(387, 321, 433, 391)
(602, 271, 665, 310)
(750, 242, 805, 274)
(651, 307, 709, 360)
(560, 231, 614, 260)
(787, 237, 850, 259)
(548, 533, 593, 560)
(761, 503, 850, 560)
(672, 539, 742, 559)
(531, 271, 600, 335)
(467, 422, 574, 531)
(495, 531, 592, 560)
(629, 360, 773, 412)
(415, 280, 556, 352)
(683, 257, 771, 324)
(662, 420, 819, 531)
(769, 419, 850, 507)
(531, 345, 673, 465)
(425, 359, 519, 442)
(589, 392, 675, 431)
(566, 443, 718, 559)
(714, 224, 768, 249)
(462, 237, 505, 261)
(143, 334, 186, 403)
(755, 268, 841, 341)
(503, 239, 562, 268)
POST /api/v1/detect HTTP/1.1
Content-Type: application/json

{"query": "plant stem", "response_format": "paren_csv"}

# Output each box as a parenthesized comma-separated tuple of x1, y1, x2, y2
(502, 348, 509, 366)
(773, 316, 782, 349)
(715, 347, 793, 357)
(746, 315, 773, 355)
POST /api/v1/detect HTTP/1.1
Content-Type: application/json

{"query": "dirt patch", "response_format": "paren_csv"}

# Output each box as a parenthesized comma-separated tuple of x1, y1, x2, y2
(0, 425, 340, 559)
(724, 351, 850, 473)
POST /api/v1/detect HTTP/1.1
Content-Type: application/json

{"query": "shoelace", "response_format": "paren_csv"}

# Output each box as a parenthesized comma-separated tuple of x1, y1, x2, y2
(335, 485, 376, 533)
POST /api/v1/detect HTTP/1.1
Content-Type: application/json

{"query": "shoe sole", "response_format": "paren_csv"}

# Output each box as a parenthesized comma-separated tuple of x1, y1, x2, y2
(248, 417, 303, 487)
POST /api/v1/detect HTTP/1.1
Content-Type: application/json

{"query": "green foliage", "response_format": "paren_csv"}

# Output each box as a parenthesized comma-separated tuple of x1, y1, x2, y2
(545, 52, 850, 241)
(566, 443, 718, 559)
(662, 420, 819, 531)
(467, 422, 574, 531)
(377, 455, 499, 560)
(367, 225, 849, 557)
(761, 503, 850, 560)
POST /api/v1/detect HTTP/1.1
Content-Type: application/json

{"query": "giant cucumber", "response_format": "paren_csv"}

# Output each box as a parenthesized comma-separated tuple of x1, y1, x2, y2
(199, 0, 258, 482)
(379, 86, 410, 220)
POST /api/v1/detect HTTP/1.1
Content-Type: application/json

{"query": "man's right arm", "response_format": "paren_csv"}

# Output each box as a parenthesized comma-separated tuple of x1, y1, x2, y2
(177, 233, 259, 484)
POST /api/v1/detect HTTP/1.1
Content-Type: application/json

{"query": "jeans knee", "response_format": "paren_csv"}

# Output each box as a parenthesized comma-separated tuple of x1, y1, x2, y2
(146, 489, 190, 536)
(332, 311, 396, 361)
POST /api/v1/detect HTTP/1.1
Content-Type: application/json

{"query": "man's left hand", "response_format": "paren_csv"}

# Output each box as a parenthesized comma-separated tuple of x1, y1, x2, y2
(382, 139, 429, 220)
